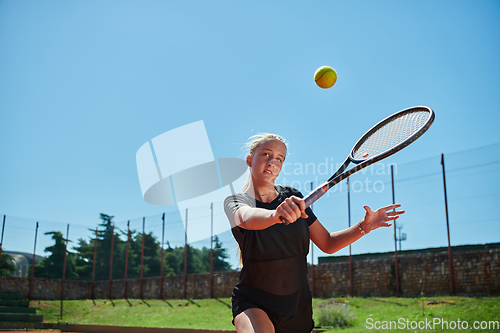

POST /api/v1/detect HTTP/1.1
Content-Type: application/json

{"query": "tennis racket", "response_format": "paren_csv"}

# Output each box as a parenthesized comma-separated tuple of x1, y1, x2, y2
(281, 105, 435, 224)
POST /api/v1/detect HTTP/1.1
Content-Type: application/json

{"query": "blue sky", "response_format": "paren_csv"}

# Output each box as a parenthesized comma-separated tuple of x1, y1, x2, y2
(1, 0, 499, 267)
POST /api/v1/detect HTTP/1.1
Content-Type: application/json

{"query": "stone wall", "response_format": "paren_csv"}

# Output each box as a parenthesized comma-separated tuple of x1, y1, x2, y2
(313, 246, 500, 297)
(0, 271, 240, 300)
(1, 246, 498, 299)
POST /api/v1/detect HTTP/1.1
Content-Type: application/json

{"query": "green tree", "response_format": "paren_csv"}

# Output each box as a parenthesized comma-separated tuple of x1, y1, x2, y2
(30, 231, 77, 279)
(162, 242, 180, 276)
(212, 236, 232, 272)
(185, 244, 203, 274)
(142, 232, 161, 277)
(0, 252, 17, 276)
(124, 229, 141, 279)
(124, 230, 163, 278)
(93, 214, 126, 281)
(157, 237, 232, 276)
(72, 238, 95, 280)
(195, 236, 231, 273)
(33, 214, 233, 281)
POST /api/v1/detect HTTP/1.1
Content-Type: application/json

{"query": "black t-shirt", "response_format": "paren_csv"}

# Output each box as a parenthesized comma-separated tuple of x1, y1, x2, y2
(224, 185, 317, 317)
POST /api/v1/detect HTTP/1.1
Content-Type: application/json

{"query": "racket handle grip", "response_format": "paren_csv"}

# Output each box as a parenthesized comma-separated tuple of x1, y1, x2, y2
(304, 183, 329, 207)
(279, 183, 329, 225)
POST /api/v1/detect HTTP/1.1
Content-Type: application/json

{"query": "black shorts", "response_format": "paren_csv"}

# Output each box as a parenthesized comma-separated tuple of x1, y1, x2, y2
(232, 297, 314, 333)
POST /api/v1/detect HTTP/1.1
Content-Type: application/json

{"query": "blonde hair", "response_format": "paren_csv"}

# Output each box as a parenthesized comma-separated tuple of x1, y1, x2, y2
(241, 133, 288, 191)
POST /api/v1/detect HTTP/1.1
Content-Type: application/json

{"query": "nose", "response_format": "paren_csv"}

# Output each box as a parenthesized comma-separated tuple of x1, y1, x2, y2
(268, 158, 279, 166)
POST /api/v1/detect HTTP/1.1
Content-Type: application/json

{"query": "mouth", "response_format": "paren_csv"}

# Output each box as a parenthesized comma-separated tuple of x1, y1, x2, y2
(264, 169, 273, 175)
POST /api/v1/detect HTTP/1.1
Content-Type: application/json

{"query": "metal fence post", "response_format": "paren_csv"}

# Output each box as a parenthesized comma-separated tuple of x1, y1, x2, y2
(124, 221, 130, 299)
(29, 222, 38, 300)
(210, 204, 214, 299)
(160, 214, 165, 299)
(391, 165, 400, 296)
(91, 229, 97, 300)
(309, 181, 314, 298)
(0, 215, 5, 264)
(60, 224, 69, 319)
(140, 217, 145, 299)
(183, 208, 188, 299)
(441, 154, 455, 295)
(108, 224, 115, 300)
(347, 178, 353, 297)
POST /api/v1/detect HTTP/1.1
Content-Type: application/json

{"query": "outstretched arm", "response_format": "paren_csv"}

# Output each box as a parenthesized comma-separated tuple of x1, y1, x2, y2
(310, 204, 404, 254)
(234, 196, 308, 230)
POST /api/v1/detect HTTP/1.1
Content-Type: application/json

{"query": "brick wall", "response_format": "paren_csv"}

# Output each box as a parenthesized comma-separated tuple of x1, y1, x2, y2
(1, 247, 498, 299)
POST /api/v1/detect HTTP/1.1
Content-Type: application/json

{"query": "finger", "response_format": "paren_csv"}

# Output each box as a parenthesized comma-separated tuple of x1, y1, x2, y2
(282, 202, 300, 222)
(290, 197, 308, 219)
(278, 198, 300, 223)
(363, 205, 373, 213)
(279, 210, 295, 224)
(382, 204, 402, 211)
(291, 196, 306, 212)
(291, 199, 305, 218)
(387, 210, 405, 215)
(281, 205, 295, 221)
(279, 216, 290, 225)
(285, 200, 301, 219)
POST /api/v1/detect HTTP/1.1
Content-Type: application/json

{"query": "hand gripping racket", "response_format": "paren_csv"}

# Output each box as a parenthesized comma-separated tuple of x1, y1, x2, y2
(281, 106, 435, 224)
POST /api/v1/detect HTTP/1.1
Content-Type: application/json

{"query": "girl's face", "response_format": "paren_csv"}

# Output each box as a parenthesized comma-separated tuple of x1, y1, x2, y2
(246, 140, 287, 186)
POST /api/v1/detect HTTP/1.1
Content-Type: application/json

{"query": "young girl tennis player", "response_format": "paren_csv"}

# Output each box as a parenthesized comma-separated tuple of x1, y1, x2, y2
(224, 133, 404, 333)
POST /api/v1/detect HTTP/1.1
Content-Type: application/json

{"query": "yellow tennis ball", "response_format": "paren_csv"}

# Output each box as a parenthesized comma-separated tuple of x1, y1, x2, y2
(314, 66, 337, 89)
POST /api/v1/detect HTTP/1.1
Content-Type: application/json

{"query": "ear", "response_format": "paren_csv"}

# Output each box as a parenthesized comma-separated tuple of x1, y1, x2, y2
(246, 155, 252, 167)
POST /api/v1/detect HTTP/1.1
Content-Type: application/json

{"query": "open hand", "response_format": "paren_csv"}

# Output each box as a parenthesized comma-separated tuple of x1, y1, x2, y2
(361, 204, 405, 233)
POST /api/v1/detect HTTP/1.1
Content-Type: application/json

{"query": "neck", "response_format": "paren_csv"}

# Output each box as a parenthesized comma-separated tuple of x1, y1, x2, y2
(245, 182, 278, 203)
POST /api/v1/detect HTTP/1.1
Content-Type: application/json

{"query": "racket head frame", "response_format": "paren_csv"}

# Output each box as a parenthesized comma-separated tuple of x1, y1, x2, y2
(348, 105, 435, 165)
(305, 106, 435, 208)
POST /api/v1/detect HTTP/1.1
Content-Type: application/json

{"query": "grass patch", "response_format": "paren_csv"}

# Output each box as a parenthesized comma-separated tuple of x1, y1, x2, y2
(312, 296, 499, 332)
(34, 298, 234, 330)
(33, 296, 500, 332)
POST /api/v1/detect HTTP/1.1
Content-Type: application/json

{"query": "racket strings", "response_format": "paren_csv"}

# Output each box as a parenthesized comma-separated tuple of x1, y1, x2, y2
(353, 111, 430, 160)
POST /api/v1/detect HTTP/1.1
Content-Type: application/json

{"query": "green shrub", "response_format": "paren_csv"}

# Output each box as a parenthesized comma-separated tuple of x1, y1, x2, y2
(315, 301, 356, 328)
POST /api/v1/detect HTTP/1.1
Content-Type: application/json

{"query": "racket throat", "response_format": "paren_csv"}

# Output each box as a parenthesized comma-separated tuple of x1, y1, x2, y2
(327, 157, 350, 182)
